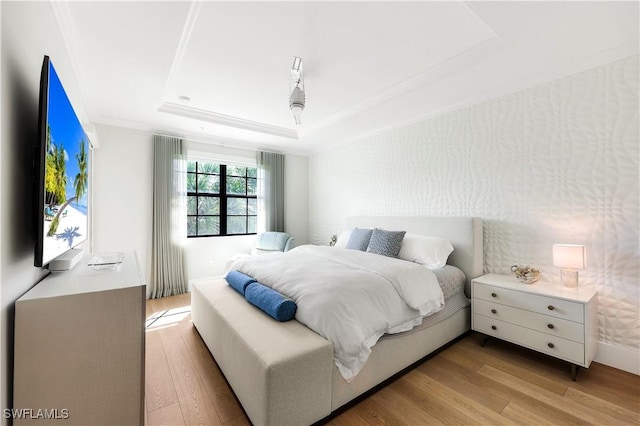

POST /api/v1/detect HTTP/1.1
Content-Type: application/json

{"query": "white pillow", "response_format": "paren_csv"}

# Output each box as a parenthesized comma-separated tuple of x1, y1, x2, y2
(334, 229, 353, 248)
(397, 233, 454, 268)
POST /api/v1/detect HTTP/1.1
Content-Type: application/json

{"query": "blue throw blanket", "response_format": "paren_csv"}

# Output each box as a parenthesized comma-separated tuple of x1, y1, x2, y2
(225, 270, 256, 295)
(244, 282, 297, 322)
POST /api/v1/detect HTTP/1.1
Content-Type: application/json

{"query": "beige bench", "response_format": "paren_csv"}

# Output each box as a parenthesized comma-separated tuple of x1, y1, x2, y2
(191, 278, 334, 426)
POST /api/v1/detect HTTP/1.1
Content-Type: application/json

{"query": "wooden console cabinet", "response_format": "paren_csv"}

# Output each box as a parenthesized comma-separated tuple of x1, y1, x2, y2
(13, 252, 145, 425)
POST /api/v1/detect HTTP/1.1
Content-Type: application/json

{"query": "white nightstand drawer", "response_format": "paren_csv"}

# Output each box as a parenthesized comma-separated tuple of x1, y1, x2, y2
(474, 283, 584, 323)
(473, 299, 585, 343)
(473, 314, 585, 364)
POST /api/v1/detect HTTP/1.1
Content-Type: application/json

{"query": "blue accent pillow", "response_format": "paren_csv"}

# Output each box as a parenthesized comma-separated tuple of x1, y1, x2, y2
(225, 270, 256, 295)
(244, 282, 297, 322)
(366, 229, 406, 258)
(346, 228, 373, 251)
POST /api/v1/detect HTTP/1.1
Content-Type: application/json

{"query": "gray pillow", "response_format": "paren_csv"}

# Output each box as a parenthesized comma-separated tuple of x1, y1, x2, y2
(366, 229, 406, 258)
(346, 228, 373, 251)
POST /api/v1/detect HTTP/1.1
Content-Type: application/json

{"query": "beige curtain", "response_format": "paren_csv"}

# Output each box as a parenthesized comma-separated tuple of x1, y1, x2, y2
(151, 135, 188, 298)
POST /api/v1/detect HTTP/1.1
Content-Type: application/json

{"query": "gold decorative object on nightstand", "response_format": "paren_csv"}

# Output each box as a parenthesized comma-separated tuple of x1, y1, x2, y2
(511, 264, 541, 284)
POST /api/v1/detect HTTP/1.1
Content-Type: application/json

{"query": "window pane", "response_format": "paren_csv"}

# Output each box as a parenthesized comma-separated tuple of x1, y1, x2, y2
(198, 197, 219, 215)
(187, 160, 258, 238)
(227, 166, 246, 177)
(197, 162, 220, 174)
(199, 175, 220, 194)
(247, 178, 257, 195)
(198, 216, 220, 236)
(187, 217, 197, 236)
(187, 196, 197, 215)
(227, 198, 246, 215)
(228, 216, 247, 234)
(187, 173, 197, 192)
(226, 177, 246, 195)
(248, 216, 257, 234)
(248, 198, 257, 215)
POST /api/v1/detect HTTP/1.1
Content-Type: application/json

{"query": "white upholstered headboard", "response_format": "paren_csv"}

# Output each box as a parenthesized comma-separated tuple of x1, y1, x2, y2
(345, 216, 483, 295)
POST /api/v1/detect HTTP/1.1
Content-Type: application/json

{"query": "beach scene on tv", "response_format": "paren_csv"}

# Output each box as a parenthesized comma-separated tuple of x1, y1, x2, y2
(42, 62, 89, 264)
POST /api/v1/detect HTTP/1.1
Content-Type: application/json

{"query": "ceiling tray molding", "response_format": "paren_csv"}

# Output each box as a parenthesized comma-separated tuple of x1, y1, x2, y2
(162, 0, 202, 100)
(301, 36, 506, 137)
(158, 102, 299, 139)
(92, 114, 308, 156)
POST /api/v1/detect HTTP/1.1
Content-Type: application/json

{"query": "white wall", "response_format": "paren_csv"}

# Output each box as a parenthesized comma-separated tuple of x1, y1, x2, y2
(0, 2, 90, 419)
(92, 125, 310, 286)
(185, 236, 255, 281)
(309, 55, 639, 373)
(92, 124, 153, 294)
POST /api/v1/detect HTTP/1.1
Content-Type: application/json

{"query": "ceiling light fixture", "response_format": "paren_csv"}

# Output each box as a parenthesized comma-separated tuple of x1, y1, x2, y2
(289, 56, 305, 125)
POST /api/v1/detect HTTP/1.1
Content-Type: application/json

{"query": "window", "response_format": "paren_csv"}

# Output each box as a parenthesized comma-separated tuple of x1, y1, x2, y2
(187, 161, 257, 237)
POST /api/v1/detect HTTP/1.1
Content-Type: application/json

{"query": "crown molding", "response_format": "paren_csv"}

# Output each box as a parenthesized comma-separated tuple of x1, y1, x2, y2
(50, 0, 95, 119)
(158, 102, 299, 139)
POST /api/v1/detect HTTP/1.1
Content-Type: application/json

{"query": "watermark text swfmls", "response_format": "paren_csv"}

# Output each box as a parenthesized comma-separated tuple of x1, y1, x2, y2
(3, 408, 70, 420)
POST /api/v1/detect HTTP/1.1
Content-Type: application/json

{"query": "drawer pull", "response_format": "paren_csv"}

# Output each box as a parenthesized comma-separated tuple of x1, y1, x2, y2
(547, 305, 555, 311)
(491, 325, 497, 330)
(547, 324, 555, 329)
(547, 343, 555, 349)
(491, 293, 497, 298)
(491, 309, 497, 314)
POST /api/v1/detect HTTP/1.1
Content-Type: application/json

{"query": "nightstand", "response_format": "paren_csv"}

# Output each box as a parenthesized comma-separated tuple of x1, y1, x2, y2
(471, 274, 598, 380)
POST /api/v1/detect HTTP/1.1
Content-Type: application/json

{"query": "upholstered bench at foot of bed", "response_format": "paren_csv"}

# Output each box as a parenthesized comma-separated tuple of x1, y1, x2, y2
(191, 278, 334, 426)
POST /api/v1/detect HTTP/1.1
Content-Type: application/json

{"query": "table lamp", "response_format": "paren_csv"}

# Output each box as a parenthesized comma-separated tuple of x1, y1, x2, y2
(552, 244, 586, 288)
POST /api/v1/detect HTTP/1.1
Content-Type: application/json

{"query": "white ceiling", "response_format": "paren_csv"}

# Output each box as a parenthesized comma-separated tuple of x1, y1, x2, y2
(53, 1, 639, 155)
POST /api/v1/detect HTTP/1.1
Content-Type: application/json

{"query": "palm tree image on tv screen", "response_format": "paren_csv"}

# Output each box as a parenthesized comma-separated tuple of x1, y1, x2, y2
(42, 60, 89, 264)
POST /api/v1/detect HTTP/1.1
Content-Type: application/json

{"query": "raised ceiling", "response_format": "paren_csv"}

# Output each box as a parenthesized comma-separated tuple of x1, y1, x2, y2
(53, 1, 639, 155)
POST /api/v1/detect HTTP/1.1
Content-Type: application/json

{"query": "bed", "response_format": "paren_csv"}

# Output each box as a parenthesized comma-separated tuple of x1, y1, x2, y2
(191, 216, 483, 426)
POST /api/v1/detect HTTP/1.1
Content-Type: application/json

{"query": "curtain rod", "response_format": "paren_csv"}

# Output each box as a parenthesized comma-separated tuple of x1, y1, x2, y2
(151, 131, 284, 156)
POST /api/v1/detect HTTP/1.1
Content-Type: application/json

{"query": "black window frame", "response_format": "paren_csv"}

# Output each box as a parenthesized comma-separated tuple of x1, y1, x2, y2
(187, 161, 258, 238)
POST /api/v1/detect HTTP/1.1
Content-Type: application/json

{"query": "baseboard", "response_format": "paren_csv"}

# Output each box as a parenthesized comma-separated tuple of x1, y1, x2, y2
(594, 341, 640, 375)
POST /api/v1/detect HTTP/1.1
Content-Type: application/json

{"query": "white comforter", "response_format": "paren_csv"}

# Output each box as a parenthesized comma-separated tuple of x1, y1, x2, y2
(230, 245, 444, 382)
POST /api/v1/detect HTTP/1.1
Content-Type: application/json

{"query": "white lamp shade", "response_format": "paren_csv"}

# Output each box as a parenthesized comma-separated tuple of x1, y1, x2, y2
(553, 244, 586, 269)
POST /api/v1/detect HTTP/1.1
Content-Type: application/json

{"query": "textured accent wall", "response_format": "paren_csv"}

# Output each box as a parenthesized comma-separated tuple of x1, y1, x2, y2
(309, 55, 639, 352)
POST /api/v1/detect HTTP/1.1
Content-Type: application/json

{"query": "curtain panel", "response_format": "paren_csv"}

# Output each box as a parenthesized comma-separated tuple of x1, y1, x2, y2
(257, 151, 285, 232)
(151, 135, 188, 298)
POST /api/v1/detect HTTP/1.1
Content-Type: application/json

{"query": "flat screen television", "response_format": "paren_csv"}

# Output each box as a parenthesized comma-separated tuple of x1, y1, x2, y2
(34, 56, 89, 268)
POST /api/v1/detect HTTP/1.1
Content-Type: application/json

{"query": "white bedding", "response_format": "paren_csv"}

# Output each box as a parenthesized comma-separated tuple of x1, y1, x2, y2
(229, 245, 444, 381)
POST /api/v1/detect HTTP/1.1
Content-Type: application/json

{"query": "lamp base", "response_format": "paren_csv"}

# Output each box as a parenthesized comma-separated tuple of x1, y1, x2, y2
(561, 268, 578, 288)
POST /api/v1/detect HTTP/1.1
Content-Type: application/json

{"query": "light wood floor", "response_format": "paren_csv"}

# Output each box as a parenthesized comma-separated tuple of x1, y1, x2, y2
(145, 294, 640, 426)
